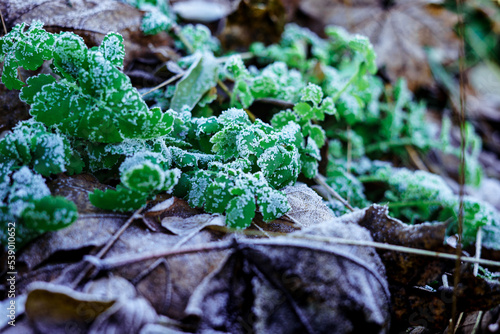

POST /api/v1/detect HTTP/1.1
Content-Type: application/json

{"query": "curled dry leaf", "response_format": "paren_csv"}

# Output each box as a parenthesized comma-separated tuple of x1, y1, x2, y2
(280, 184, 335, 227)
(298, 0, 459, 89)
(24, 282, 115, 333)
(185, 217, 391, 334)
(0, 0, 172, 67)
(161, 213, 225, 236)
(358, 205, 500, 331)
(25, 277, 157, 334)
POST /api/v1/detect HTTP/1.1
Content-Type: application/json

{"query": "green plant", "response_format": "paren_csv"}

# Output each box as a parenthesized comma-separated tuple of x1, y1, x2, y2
(0, 16, 498, 251)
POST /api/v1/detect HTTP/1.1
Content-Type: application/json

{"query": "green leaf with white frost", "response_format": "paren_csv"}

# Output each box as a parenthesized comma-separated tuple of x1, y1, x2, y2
(226, 193, 256, 229)
(21, 196, 78, 231)
(89, 185, 151, 212)
(170, 52, 219, 112)
(0, 21, 55, 89)
(99, 33, 125, 68)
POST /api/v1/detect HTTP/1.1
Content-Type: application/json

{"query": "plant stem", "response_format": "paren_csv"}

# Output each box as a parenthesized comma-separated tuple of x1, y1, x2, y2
(217, 79, 232, 98)
(0, 9, 7, 35)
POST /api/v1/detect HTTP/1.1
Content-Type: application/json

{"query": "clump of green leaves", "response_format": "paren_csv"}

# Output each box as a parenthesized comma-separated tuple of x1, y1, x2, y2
(0, 17, 497, 252)
(0, 121, 78, 248)
(1, 21, 174, 143)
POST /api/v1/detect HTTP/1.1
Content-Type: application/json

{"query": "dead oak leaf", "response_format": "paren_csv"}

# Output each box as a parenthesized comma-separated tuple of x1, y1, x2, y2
(299, 0, 459, 89)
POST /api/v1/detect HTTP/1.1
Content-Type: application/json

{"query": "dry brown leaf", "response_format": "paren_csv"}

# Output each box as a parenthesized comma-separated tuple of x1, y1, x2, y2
(25, 277, 157, 334)
(185, 218, 391, 333)
(24, 282, 115, 333)
(299, 0, 459, 89)
(161, 213, 225, 236)
(281, 184, 335, 227)
(358, 205, 500, 331)
(18, 212, 128, 271)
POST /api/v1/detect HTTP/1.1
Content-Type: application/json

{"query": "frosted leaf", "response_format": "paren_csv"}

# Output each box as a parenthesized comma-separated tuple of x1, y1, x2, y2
(122, 160, 166, 192)
(105, 139, 149, 157)
(257, 187, 290, 221)
(257, 146, 283, 175)
(188, 171, 212, 208)
(304, 137, 321, 160)
(301, 83, 323, 105)
(0, 162, 14, 201)
(89, 185, 151, 212)
(31, 132, 68, 176)
(226, 192, 256, 229)
(8, 167, 50, 216)
(21, 196, 78, 231)
(141, 10, 173, 35)
(180, 24, 220, 52)
(387, 169, 454, 204)
(53, 32, 88, 78)
(224, 55, 249, 79)
(99, 33, 125, 68)
(120, 152, 164, 173)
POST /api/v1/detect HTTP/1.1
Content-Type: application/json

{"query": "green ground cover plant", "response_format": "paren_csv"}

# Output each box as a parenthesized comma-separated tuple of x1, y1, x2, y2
(1, 0, 499, 252)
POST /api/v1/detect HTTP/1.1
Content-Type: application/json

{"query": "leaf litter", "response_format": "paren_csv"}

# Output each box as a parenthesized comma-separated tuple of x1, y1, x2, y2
(1, 1, 500, 333)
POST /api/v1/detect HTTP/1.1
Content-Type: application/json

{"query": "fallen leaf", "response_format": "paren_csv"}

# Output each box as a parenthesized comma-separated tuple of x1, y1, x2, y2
(84, 277, 158, 334)
(298, 0, 459, 89)
(25, 277, 157, 334)
(185, 217, 391, 333)
(18, 211, 128, 271)
(280, 184, 335, 227)
(161, 213, 225, 236)
(25, 282, 115, 333)
(358, 204, 500, 331)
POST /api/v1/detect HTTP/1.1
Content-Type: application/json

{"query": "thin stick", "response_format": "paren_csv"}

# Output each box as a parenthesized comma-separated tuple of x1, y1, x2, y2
(71, 207, 144, 287)
(217, 79, 232, 98)
(252, 222, 271, 238)
(471, 311, 483, 334)
(451, 0, 467, 330)
(314, 174, 355, 212)
(172, 24, 195, 54)
(346, 126, 352, 175)
(0, 9, 7, 35)
(453, 313, 464, 334)
(141, 72, 184, 97)
(92, 233, 500, 271)
(254, 98, 294, 109)
(473, 226, 483, 276)
(406, 145, 429, 172)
